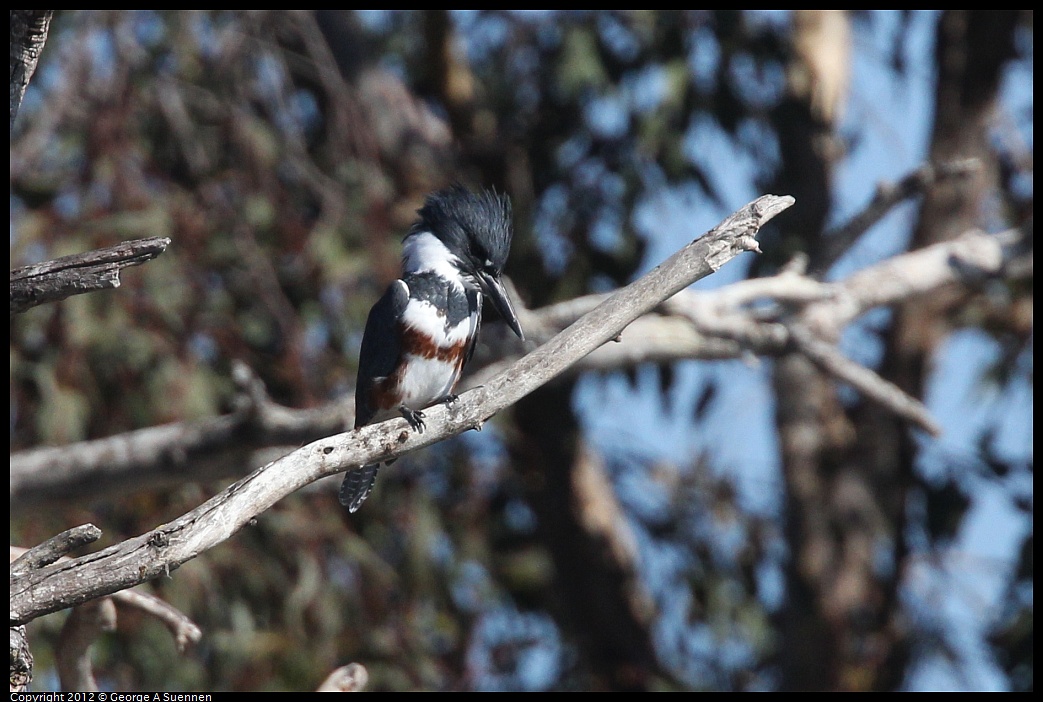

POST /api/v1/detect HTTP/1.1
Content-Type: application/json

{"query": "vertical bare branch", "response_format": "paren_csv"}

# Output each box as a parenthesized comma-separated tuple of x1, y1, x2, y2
(9, 10, 53, 133)
(55, 599, 117, 692)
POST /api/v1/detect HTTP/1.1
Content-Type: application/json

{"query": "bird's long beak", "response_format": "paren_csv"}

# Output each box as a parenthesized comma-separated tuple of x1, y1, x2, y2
(477, 271, 525, 341)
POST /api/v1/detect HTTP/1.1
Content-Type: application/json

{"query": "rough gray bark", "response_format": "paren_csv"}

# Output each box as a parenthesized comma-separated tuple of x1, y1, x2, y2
(9, 10, 53, 133)
(10, 236, 172, 314)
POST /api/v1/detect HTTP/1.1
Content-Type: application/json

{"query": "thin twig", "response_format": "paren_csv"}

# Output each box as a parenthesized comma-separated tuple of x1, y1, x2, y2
(814, 158, 981, 272)
(786, 323, 942, 435)
(112, 590, 203, 653)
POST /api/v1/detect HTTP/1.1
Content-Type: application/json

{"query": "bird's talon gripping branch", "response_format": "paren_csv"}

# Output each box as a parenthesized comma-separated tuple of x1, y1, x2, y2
(400, 406, 426, 433)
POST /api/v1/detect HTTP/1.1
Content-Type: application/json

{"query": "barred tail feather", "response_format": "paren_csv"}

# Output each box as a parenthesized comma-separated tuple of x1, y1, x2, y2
(339, 464, 380, 513)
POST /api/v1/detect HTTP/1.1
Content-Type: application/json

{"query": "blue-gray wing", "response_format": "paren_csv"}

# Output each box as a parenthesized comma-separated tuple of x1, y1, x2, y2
(339, 463, 380, 513)
(345, 280, 409, 513)
(354, 279, 410, 428)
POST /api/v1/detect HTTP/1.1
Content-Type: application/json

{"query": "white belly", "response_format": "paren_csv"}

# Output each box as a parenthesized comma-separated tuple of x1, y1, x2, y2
(396, 355, 461, 409)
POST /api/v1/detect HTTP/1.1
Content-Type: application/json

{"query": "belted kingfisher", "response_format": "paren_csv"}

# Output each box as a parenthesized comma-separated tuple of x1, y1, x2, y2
(340, 185, 525, 512)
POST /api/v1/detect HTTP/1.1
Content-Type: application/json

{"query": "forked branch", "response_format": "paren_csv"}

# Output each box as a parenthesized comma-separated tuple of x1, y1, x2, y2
(9, 194, 793, 625)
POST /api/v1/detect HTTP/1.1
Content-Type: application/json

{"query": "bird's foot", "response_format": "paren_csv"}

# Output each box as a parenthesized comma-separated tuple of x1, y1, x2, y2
(442, 393, 459, 407)
(399, 406, 426, 433)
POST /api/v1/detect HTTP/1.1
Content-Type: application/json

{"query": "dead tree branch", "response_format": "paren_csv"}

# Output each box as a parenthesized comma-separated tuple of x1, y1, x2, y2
(10, 236, 172, 314)
(10, 625, 33, 692)
(111, 589, 202, 653)
(8, 194, 792, 625)
(474, 226, 1029, 430)
(316, 663, 369, 692)
(10, 362, 351, 508)
(10, 10, 54, 133)
(786, 322, 942, 435)
(11, 223, 1029, 509)
(10, 544, 202, 691)
(814, 157, 982, 272)
(55, 598, 116, 692)
(10, 525, 103, 575)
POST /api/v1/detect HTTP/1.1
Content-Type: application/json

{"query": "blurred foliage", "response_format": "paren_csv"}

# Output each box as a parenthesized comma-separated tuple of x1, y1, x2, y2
(10, 10, 1032, 692)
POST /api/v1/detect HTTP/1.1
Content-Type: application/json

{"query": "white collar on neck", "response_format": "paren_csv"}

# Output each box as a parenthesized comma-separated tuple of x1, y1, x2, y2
(402, 231, 469, 287)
